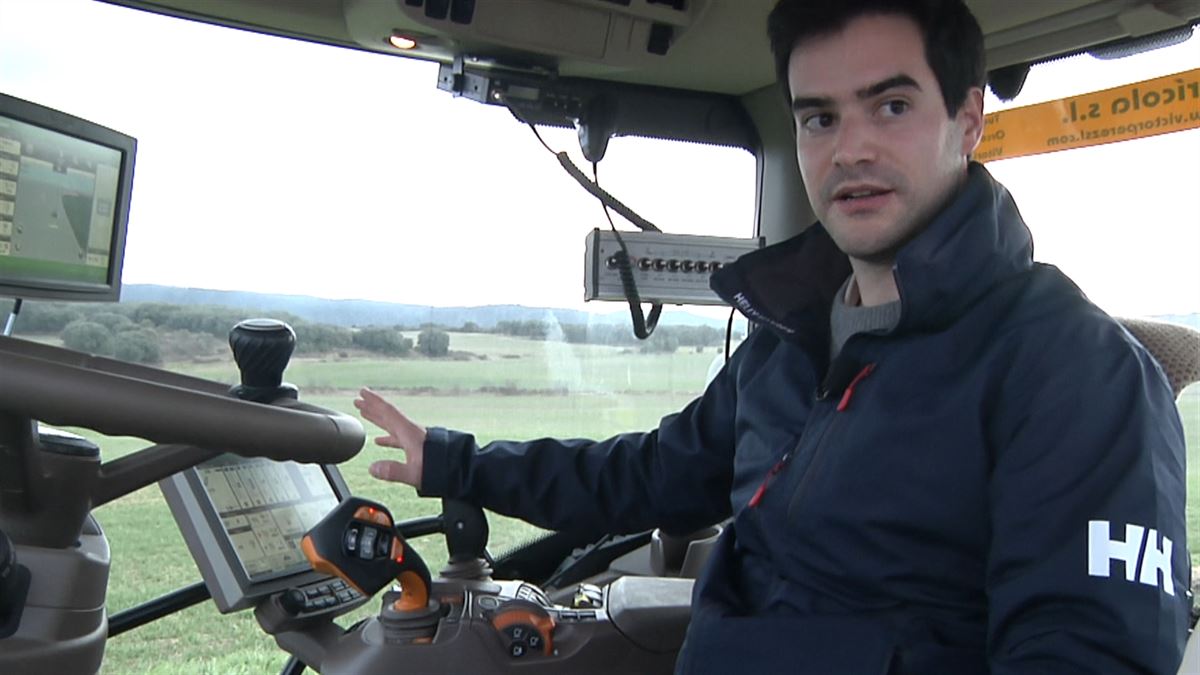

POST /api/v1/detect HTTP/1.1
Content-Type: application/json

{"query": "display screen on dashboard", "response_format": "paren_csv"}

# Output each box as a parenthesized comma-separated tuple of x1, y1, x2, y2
(196, 454, 340, 581)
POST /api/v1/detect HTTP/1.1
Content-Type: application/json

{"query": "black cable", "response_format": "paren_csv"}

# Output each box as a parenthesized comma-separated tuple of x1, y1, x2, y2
(525, 123, 661, 233)
(592, 161, 661, 340)
(523, 120, 664, 339)
(528, 123, 555, 155)
(542, 533, 613, 591)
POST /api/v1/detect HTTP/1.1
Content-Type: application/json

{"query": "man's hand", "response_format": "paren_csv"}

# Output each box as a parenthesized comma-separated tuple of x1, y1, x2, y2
(353, 387, 426, 490)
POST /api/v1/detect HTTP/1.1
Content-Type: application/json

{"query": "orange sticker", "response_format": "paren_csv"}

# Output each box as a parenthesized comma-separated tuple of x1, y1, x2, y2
(975, 68, 1200, 163)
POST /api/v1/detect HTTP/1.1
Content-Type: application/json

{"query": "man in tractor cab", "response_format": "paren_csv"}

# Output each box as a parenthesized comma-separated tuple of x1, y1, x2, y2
(356, 0, 1191, 672)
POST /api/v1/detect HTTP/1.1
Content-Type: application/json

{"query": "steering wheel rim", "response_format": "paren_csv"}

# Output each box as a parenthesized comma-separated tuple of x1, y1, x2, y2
(0, 336, 363, 463)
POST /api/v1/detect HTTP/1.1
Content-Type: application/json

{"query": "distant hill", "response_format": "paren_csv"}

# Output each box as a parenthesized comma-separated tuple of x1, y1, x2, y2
(119, 284, 731, 329)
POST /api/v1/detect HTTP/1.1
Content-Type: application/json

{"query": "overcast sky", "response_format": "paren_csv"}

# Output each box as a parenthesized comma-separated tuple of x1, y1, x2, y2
(0, 0, 1197, 318)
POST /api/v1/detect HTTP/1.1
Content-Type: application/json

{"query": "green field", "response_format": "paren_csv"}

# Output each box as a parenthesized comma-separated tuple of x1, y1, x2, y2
(21, 332, 1200, 674)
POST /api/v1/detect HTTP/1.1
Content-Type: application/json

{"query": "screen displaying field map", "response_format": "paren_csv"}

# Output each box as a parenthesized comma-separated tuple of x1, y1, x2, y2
(198, 455, 341, 580)
(0, 113, 121, 286)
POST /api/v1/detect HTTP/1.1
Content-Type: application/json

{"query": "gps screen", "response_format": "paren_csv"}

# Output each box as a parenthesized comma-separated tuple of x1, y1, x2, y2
(0, 112, 122, 287)
(197, 454, 341, 581)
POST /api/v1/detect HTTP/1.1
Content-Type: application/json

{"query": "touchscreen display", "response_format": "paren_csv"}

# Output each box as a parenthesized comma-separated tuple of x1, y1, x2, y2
(197, 454, 340, 580)
(0, 113, 121, 286)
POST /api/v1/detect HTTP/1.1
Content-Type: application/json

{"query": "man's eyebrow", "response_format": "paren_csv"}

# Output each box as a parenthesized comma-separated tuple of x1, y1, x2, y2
(857, 74, 920, 99)
(791, 74, 922, 112)
(791, 94, 833, 112)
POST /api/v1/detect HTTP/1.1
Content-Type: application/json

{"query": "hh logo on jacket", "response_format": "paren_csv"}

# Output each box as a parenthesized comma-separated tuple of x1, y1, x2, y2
(1088, 520, 1175, 595)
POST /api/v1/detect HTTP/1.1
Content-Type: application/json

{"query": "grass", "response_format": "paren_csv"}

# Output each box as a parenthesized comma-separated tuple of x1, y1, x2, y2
(19, 333, 1199, 673)
(182, 333, 724, 395)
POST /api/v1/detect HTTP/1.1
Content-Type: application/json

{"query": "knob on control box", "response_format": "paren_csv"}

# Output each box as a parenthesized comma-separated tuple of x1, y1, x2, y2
(490, 598, 555, 658)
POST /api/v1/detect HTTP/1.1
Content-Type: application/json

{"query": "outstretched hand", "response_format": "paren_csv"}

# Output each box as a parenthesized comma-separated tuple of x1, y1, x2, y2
(353, 387, 426, 490)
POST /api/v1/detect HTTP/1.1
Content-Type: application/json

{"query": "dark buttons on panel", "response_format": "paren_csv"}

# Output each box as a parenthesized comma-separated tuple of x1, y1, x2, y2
(425, 0, 449, 20)
(450, 0, 476, 24)
(359, 527, 378, 560)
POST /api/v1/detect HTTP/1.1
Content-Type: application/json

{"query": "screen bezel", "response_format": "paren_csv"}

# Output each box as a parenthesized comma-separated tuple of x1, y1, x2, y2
(0, 92, 135, 303)
(160, 454, 353, 613)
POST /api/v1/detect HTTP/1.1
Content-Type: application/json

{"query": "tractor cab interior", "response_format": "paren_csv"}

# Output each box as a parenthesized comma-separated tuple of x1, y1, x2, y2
(0, 1, 1198, 673)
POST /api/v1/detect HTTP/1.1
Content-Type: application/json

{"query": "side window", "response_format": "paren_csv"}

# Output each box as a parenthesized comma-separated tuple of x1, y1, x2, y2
(980, 42, 1199, 572)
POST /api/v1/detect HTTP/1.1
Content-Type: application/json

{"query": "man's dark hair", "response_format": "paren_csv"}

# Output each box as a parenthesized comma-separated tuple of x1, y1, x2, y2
(767, 0, 986, 116)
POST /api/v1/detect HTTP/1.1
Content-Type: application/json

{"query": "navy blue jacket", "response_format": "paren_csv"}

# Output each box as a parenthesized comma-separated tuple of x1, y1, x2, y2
(421, 164, 1191, 673)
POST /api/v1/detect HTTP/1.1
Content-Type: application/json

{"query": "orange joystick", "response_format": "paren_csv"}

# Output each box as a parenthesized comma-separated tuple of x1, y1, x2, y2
(300, 497, 432, 614)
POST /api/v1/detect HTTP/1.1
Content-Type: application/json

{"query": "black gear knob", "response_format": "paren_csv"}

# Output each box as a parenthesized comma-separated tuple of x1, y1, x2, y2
(228, 319, 298, 402)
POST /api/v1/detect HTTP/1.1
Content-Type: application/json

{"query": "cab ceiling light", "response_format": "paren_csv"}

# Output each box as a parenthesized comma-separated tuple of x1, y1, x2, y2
(389, 33, 419, 50)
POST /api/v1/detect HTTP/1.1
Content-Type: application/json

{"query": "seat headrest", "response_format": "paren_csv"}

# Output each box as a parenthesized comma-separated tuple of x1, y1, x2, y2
(1117, 318, 1200, 399)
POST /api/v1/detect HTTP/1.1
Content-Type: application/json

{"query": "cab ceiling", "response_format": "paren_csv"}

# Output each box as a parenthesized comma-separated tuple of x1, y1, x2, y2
(100, 0, 1199, 96)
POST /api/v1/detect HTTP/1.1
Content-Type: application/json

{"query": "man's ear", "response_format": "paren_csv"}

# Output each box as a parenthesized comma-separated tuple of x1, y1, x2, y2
(958, 87, 985, 156)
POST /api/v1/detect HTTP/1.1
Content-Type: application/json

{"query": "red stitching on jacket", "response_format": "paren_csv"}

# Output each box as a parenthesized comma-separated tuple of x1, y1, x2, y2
(748, 453, 791, 508)
(837, 363, 876, 412)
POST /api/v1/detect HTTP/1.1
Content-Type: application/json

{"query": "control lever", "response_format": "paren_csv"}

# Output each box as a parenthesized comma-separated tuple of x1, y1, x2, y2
(440, 499, 492, 580)
(300, 497, 432, 613)
(228, 319, 299, 402)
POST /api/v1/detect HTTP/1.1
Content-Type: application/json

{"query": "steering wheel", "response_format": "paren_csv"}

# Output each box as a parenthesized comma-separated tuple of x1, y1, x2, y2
(0, 332, 366, 675)
(0, 334, 364, 542)
(0, 335, 362, 461)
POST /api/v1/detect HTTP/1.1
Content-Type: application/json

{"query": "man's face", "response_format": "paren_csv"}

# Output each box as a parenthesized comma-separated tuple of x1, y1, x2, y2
(787, 13, 983, 264)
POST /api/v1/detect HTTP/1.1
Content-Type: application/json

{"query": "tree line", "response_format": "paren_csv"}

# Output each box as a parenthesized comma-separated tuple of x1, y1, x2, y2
(8, 300, 732, 365)
(11, 302, 452, 365)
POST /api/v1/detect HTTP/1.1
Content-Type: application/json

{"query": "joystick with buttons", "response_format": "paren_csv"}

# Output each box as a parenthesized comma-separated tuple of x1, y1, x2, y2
(301, 497, 433, 614)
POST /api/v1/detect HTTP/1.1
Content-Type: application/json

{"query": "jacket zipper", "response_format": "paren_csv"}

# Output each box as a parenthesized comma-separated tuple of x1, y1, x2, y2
(785, 363, 876, 517)
(748, 363, 876, 509)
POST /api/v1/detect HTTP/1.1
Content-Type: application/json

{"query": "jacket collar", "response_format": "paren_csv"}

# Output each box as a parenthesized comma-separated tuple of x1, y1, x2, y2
(711, 163, 1033, 344)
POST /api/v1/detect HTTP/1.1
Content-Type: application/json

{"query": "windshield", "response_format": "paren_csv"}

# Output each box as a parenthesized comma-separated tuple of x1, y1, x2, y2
(2, 2, 756, 671)
(1, 1, 1196, 673)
